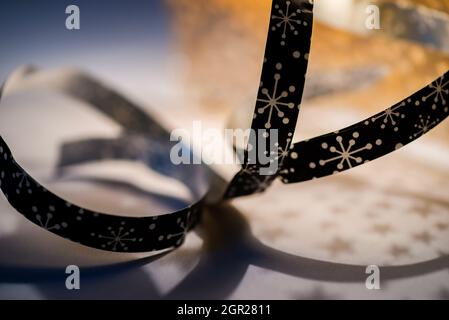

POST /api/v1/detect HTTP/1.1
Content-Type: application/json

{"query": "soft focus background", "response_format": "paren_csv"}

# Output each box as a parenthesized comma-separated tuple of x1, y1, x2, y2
(1, 0, 449, 299)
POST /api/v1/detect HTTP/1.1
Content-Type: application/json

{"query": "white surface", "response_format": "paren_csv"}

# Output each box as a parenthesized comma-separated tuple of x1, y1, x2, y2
(1, 81, 449, 299)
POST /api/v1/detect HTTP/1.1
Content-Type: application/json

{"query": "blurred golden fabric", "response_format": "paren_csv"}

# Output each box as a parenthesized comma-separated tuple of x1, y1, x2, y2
(167, 0, 449, 140)
(397, 0, 449, 11)
(166, 0, 270, 111)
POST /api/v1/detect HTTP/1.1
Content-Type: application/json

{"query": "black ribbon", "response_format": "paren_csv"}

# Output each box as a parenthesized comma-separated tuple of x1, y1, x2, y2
(0, 0, 448, 253)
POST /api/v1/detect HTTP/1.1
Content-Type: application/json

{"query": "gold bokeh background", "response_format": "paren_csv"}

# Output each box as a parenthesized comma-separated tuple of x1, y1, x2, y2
(168, 0, 449, 141)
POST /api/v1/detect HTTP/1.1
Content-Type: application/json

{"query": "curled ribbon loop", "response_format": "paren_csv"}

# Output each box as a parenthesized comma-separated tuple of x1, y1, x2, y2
(1, 0, 449, 253)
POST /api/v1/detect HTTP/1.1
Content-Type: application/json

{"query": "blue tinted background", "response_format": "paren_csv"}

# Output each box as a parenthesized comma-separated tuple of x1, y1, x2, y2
(0, 0, 171, 84)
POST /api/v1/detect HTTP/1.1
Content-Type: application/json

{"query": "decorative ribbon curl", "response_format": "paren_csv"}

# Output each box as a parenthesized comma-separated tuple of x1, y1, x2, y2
(0, 0, 448, 253)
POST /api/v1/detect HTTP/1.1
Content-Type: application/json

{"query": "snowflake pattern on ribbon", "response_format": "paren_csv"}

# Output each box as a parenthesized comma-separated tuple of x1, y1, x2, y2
(280, 71, 449, 184)
(225, 0, 314, 198)
(91, 222, 142, 251)
(318, 134, 375, 171)
(271, 0, 310, 46)
(1, 0, 449, 255)
(0, 134, 202, 253)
